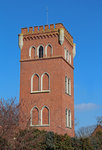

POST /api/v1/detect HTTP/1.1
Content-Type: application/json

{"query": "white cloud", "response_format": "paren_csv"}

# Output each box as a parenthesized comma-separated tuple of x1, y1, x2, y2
(75, 103, 99, 112)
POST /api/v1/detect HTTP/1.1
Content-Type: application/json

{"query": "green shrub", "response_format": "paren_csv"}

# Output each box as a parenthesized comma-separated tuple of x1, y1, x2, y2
(71, 137, 82, 150)
(45, 131, 54, 150)
(54, 133, 73, 150)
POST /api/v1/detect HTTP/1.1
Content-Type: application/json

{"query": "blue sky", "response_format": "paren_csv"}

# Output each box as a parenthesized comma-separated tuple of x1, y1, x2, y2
(0, 0, 102, 130)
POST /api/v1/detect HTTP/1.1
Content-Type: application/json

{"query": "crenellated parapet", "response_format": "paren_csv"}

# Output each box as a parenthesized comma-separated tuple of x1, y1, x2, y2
(21, 24, 60, 34)
(19, 23, 73, 47)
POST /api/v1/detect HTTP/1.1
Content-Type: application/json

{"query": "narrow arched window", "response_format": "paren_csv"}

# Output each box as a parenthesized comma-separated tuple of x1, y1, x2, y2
(68, 78, 71, 95)
(68, 109, 71, 128)
(31, 47, 36, 58)
(65, 76, 68, 94)
(69, 53, 71, 64)
(31, 107, 39, 126)
(29, 46, 36, 58)
(33, 74, 39, 91)
(64, 48, 66, 60)
(31, 73, 40, 92)
(39, 46, 43, 58)
(47, 45, 52, 57)
(41, 73, 50, 91)
(66, 109, 71, 128)
(66, 108, 68, 127)
(66, 50, 69, 62)
(41, 106, 50, 125)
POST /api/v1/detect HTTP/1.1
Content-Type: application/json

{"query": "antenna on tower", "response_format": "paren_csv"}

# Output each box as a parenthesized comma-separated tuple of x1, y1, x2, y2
(46, 7, 48, 25)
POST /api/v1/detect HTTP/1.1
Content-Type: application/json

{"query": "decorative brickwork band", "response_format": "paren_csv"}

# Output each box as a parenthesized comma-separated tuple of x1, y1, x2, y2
(20, 23, 73, 46)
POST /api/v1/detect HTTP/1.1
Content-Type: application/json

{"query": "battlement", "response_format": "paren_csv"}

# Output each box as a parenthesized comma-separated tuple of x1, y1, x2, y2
(21, 23, 62, 34)
(21, 23, 73, 42)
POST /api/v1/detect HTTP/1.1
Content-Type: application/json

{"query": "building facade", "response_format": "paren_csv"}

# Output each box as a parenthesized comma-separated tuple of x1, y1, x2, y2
(18, 23, 76, 136)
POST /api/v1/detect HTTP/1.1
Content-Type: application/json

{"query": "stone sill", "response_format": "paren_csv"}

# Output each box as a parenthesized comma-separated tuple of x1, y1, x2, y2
(30, 124, 50, 127)
(31, 90, 50, 94)
(65, 92, 71, 96)
(66, 127, 72, 129)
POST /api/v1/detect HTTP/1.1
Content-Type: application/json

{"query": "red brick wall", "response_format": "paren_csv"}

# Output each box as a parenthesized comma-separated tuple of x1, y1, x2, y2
(19, 23, 75, 137)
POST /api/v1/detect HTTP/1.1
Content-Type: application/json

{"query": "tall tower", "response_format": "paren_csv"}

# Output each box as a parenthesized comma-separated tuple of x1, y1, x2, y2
(18, 23, 76, 136)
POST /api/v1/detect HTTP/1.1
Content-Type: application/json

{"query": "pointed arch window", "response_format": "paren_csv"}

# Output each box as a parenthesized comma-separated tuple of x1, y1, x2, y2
(39, 46, 43, 58)
(41, 106, 50, 126)
(65, 76, 71, 95)
(66, 108, 68, 127)
(69, 53, 71, 64)
(64, 48, 66, 60)
(66, 108, 71, 128)
(65, 76, 68, 93)
(66, 50, 69, 62)
(41, 73, 50, 91)
(29, 46, 36, 58)
(45, 44, 53, 57)
(68, 78, 71, 95)
(30, 106, 39, 126)
(31, 73, 40, 92)
(68, 109, 71, 128)
(64, 48, 71, 64)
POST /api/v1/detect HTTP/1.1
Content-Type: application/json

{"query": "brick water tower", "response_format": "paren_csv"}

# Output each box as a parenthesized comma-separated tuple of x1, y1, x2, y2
(18, 23, 76, 137)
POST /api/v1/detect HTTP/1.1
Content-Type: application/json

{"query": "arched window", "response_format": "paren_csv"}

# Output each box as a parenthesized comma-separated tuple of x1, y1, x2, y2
(31, 73, 40, 92)
(39, 46, 43, 58)
(69, 53, 71, 64)
(31, 106, 39, 126)
(41, 73, 50, 91)
(68, 78, 71, 95)
(66, 109, 71, 128)
(66, 108, 68, 127)
(29, 46, 36, 58)
(65, 76, 68, 94)
(45, 44, 53, 57)
(66, 50, 69, 62)
(68, 109, 71, 128)
(64, 48, 66, 60)
(41, 106, 50, 125)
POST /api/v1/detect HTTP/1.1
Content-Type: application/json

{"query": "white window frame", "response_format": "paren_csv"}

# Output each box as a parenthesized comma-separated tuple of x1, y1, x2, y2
(64, 48, 66, 60)
(68, 109, 72, 128)
(41, 105, 50, 126)
(69, 53, 71, 64)
(41, 72, 50, 92)
(30, 106, 40, 126)
(66, 50, 68, 62)
(66, 108, 68, 127)
(68, 78, 71, 95)
(65, 76, 68, 94)
(45, 43, 53, 57)
(29, 46, 36, 58)
(37, 45, 44, 58)
(31, 73, 40, 93)
(66, 108, 72, 128)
